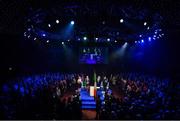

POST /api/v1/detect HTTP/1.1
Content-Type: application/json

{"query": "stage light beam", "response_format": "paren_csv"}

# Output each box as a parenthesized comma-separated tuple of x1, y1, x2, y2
(83, 37, 87, 40)
(144, 22, 147, 26)
(56, 20, 59, 24)
(120, 19, 124, 23)
(70, 21, 74, 25)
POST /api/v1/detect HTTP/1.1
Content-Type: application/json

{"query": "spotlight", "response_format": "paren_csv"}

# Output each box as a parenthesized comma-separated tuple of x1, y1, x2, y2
(9, 67, 12, 71)
(138, 41, 141, 43)
(153, 35, 156, 37)
(107, 38, 110, 42)
(67, 39, 70, 42)
(162, 33, 164, 36)
(153, 37, 156, 40)
(70, 21, 74, 25)
(56, 20, 59, 24)
(139, 35, 142, 37)
(148, 37, 151, 41)
(141, 39, 144, 43)
(46, 40, 49, 43)
(78, 38, 81, 41)
(95, 38, 98, 41)
(48, 24, 51, 27)
(147, 27, 150, 30)
(42, 34, 46, 37)
(62, 42, 64, 45)
(115, 40, 117, 43)
(28, 28, 31, 31)
(120, 19, 124, 23)
(28, 35, 30, 38)
(144, 22, 147, 26)
(155, 31, 157, 34)
(135, 41, 137, 43)
(83, 37, 87, 40)
(34, 37, 37, 40)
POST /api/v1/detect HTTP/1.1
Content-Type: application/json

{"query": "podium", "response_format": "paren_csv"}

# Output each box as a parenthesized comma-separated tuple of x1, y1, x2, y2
(90, 86, 94, 96)
(90, 86, 100, 96)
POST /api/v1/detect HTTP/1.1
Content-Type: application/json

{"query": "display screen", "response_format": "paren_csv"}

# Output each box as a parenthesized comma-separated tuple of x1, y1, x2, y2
(79, 47, 108, 64)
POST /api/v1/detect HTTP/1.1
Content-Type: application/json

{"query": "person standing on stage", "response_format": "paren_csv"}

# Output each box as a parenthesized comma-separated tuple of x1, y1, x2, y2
(97, 75, 101, 87)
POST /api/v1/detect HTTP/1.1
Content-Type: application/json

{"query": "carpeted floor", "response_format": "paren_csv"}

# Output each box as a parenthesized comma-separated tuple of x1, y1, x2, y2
(82, 110, 96, 120)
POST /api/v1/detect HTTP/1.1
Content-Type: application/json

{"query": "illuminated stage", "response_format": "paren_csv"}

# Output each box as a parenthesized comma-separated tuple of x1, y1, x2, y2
(80, 88, 111, 109)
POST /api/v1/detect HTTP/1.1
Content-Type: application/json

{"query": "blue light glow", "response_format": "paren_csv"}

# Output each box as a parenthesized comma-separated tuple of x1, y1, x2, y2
(141, 39, 144, 43)
(144, 22, 147, 26)
(71, 21, 75, 25)
(83, 37, 87, 40)
(120, 19, 124, 23)
(56, 20, 59, 24)
(42, 34, 46, 37)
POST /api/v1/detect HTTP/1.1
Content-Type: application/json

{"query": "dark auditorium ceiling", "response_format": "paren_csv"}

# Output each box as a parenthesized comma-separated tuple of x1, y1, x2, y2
(0, 0, 179, 35)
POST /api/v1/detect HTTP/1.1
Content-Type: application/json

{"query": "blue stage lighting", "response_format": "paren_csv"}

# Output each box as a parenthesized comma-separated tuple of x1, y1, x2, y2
(144, 22, 147, 26)
(148, 37, 151, 42)
(120, 19, 124, 23)
(139, 35, 142, 37)
(56, 20, 59, 24)
(42, 34, 46, 37)
(147, 27, 150, 30)
(138, 41, 141, 43)
(46, 40, 49, 43)
(67, 39, 70, 42)
(95, 38, 98, 41)
(115, 40, 117, 43)
(62, 42, 64, 45)
(107, 38, 110, 42)
(141, 39, 144, 43)
(71, 21, 75, 25)
(135, 41, 137, 43)
(83, 37, 87, 40)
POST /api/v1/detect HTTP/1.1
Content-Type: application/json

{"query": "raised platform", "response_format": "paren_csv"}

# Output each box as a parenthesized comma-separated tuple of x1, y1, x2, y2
(80, 88, 106, 109)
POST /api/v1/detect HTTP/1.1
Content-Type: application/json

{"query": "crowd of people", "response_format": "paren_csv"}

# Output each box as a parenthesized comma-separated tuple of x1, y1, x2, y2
(0, 73, 83, 119)
(0, 72, 179, 119)
(98, 73, 180, 119)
